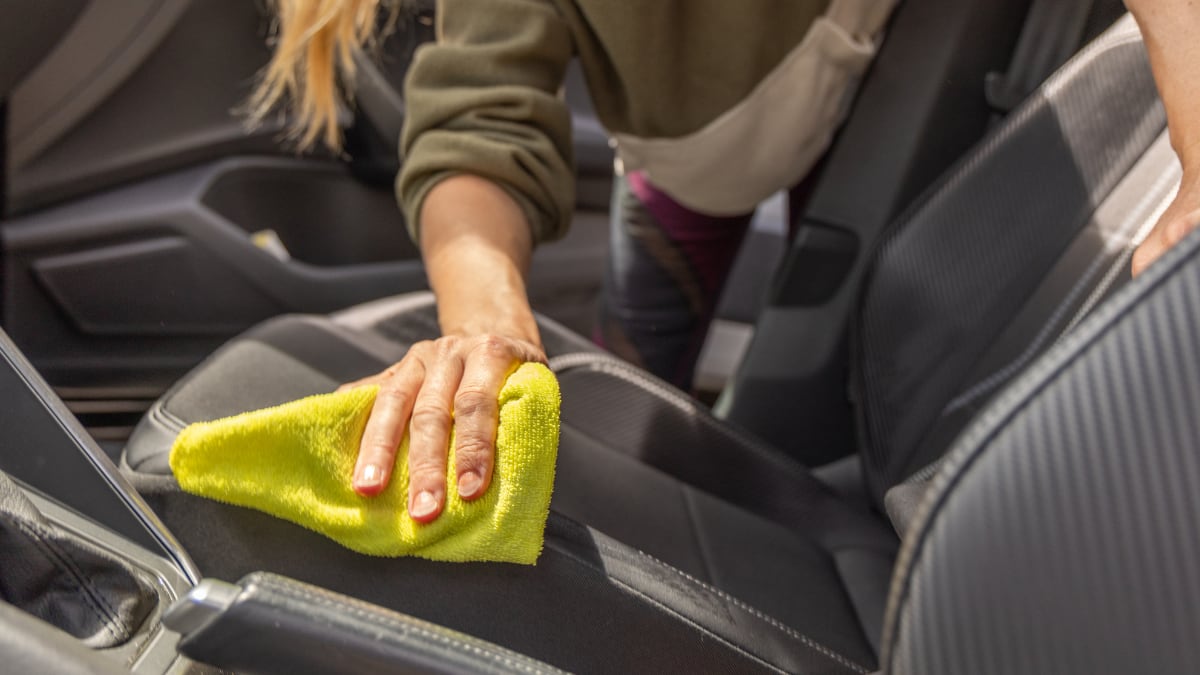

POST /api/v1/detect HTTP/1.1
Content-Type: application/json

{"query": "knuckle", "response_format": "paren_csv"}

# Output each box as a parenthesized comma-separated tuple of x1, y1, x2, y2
(376, 386, 411, 407)
(410, 405, 451, 434)
(455, 437, 493, 467)
(435, 337, 460, 360)
(363, 432, 398, 452)
(1167, 216, 1195, 244)
(454, 387, 495, 419)
(474, 335, 510, 359)
(407, 457, 446, 484)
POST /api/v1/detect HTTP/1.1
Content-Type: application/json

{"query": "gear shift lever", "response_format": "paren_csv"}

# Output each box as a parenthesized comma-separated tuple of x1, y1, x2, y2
(0, 470, 156, 648)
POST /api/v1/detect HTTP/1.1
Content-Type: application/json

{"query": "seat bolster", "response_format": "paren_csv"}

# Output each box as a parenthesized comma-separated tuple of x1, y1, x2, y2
(123, 314, 395, 473)
(331, 292, 604, 358)
(123, 293, 602, 474)
(551, 352, 895, 552)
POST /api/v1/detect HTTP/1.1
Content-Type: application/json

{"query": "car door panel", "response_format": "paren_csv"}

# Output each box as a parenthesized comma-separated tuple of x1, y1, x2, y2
(2, 0, 609, 438)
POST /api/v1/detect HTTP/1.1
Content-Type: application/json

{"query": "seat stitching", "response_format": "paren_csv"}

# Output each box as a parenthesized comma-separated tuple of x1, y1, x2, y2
(605, 577, 791, 675)
(551, 529, 871, 673)
(545, 541, 806, 673)
(679, 487, 719, 585)
(631, 549, 872, 674)
(150, 401, 187, 434)
(259, 575, 562, 674)
(16, 520, 123, 641)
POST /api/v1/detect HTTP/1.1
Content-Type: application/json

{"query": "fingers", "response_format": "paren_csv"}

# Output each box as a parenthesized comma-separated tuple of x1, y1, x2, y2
(352, 359, 424, 496)
(1133, 219, 1171, 277)
(343, 333, 546, 523)
(337, 373, 382, 392)
(405, 344, 464, 523)
(453, 338, 518, 500)
(1133, 207, 1200, 277)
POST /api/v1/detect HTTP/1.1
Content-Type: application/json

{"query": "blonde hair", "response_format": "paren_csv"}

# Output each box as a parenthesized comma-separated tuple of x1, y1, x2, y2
(249, 0, 397, 152)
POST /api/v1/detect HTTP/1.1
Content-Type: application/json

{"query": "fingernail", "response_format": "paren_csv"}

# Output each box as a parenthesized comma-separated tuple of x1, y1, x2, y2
(410, 490, 438, 519)
(358, 464, 381, 486)
(458, 471, 483, 498)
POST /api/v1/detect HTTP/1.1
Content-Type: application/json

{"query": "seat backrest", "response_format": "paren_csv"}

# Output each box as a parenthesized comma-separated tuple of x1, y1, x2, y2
(880, 208, 1200, 674)
(852, 15, 1168, 503)
(719, 0, 1126, 465)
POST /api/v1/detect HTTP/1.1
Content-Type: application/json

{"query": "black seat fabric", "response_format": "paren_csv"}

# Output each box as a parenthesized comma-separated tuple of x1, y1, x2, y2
(125, 294, 898, 672)
(854, 17, 1165, 503)
(121, 15, 1178, 675)
(882, 225, 1200, 675)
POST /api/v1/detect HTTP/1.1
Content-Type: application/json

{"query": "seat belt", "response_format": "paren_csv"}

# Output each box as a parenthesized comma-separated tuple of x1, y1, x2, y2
(984, 0, 1099, 113)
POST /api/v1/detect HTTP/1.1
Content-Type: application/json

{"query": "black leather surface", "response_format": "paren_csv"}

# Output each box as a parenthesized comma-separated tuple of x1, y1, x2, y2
(551, 352, 897, 651)
(0, 471, 155, 648)
(178, 572, 567, 675)
(0, 601, 128, 675)
(131, 469, 872, 674)
(122, 304, 885, 671)
(883, 217, 1200, 675)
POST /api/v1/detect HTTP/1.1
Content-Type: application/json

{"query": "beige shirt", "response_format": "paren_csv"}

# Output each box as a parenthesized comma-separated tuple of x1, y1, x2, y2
(399, 0, 896, 242)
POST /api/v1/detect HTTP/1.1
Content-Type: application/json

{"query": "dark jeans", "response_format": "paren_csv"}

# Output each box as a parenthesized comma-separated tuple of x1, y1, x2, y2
(594, 170, 755, 389)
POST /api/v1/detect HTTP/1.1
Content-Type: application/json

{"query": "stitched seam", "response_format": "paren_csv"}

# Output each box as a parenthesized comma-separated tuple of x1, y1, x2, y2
(259, 576, 561, 674)
(606, 577, 790, 675)
(151, 402, 187, 434)
(545, 542, 801, 673)
(17, 520, 122, 641)
(275, 586, 541, 674)
(679, 488, 719, 586)
(631, 550, 871, 673)
(882, 227, 1198, 668)
(550, 352, 877, 672)
(547, 535, 835, 672)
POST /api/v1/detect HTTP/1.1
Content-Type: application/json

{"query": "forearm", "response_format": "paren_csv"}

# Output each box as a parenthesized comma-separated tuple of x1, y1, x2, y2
(419, 174, 543, 350)
(1127, 1, 1200, 275)
(1127, 0, 1200, 173)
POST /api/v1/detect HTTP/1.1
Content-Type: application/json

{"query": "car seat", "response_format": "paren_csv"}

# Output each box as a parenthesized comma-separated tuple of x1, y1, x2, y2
(121, 16, 1199, 674)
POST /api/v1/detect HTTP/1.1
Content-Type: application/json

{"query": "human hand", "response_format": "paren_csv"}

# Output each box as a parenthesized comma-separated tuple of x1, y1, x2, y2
(341, 334, 546, 522)
(1133, 176, 1200, 277)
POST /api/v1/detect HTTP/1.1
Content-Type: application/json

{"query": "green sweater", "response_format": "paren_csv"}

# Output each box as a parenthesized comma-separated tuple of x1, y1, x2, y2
(398, 0, 895, 243)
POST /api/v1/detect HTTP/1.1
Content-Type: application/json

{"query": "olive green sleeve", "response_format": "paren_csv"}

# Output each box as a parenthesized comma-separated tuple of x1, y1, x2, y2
(397, 0, 576, 246)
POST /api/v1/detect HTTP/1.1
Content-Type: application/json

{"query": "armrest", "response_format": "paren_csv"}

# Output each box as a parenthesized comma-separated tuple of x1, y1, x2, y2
(164, 572, 565, 675)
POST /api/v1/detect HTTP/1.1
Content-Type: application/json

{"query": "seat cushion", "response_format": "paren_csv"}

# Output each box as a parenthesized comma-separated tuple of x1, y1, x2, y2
(123, 293, 897, 670)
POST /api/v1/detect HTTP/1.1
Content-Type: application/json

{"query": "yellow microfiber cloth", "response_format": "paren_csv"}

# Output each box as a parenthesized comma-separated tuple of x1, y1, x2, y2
(168, 362, 560, 564)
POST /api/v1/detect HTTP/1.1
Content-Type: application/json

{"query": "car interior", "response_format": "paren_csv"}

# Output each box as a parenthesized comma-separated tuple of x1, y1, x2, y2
(3, 0, 1200, 673)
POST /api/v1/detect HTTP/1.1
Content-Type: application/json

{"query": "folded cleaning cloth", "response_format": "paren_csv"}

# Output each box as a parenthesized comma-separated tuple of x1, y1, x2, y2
(169, 362, 560, 564)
